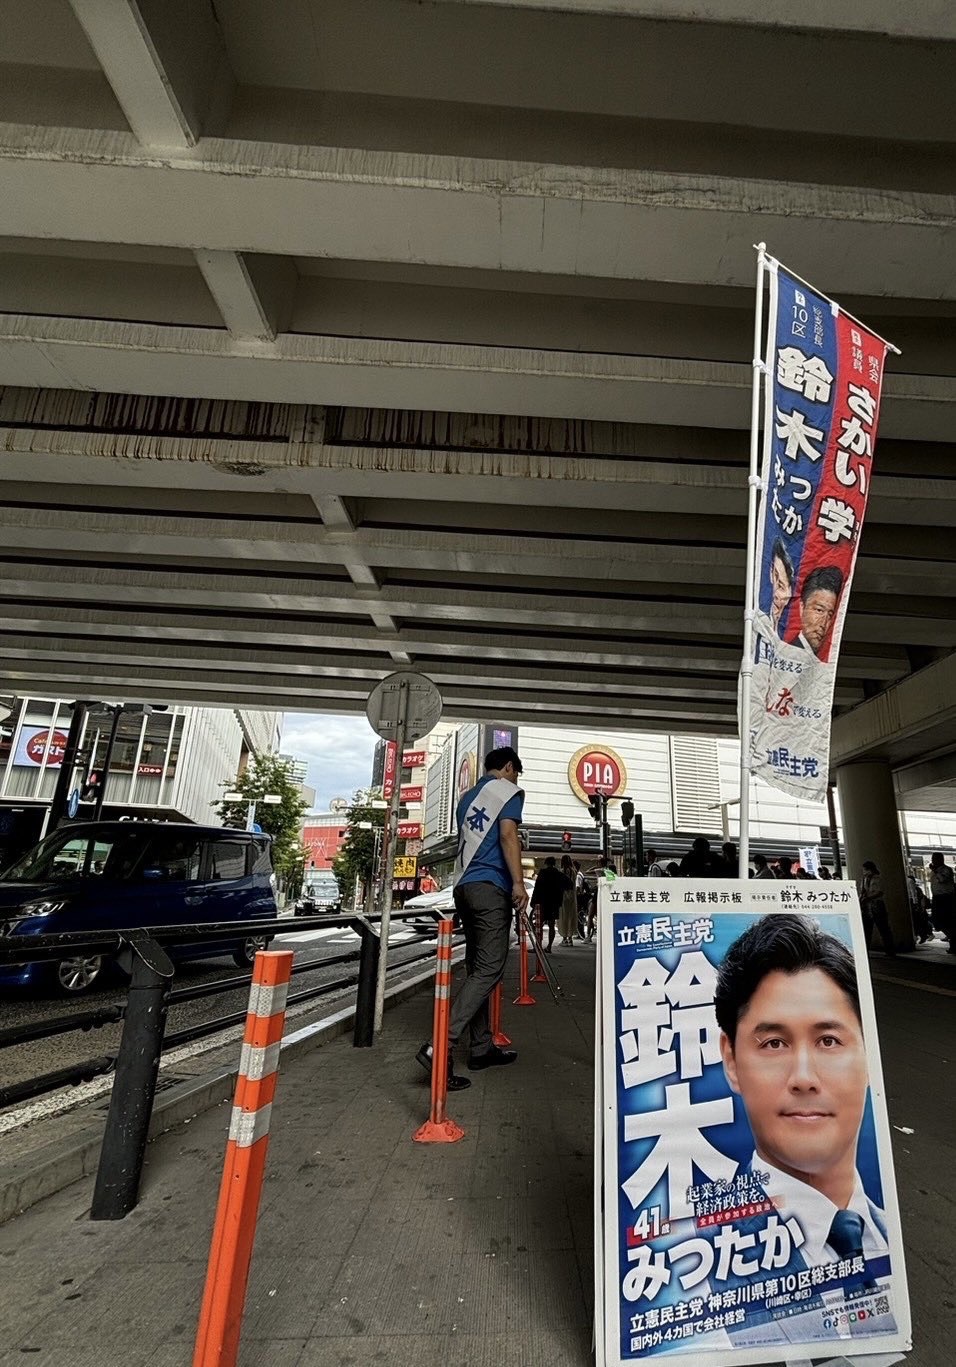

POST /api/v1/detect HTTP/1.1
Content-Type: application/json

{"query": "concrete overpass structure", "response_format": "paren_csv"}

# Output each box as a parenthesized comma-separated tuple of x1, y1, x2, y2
(0, 2, 955, 934)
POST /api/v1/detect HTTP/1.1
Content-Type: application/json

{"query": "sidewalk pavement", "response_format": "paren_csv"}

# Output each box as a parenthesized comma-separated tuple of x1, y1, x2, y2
(0, 940, 952, 1367)
(0, 940, 596, 1367)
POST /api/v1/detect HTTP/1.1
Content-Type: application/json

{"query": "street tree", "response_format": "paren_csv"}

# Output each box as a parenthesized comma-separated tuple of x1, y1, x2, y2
(213, 751, 308, 889)
(332, 789, 385, 902)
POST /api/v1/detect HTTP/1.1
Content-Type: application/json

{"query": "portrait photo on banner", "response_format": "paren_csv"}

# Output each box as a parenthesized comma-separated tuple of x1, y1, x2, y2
(599, 880, 910, 1365)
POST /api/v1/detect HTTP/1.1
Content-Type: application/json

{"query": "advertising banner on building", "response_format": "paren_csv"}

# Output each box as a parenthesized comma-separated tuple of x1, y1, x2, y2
(597, 878, 909, 1366)
(747, 262, 889, 803)
(397, 821, 422, 841)
(402, 750, 426, 768)
(14, 726, 68, 767)
(382, 741, 397, 799)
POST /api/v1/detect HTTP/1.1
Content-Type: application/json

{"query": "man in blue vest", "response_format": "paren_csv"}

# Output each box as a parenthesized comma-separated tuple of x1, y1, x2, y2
(416, 746, 527, 1090)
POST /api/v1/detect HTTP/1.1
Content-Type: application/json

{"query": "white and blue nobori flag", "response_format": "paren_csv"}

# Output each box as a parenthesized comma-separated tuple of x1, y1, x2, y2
(745, 261, 890, 804)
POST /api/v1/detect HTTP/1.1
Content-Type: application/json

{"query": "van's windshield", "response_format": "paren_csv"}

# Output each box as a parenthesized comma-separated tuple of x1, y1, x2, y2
(1, 828, 144, 883)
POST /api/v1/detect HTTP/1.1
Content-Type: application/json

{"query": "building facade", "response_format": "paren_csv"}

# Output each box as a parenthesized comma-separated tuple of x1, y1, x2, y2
(418, 722, 956, 876)
(0, 697, 280, 866)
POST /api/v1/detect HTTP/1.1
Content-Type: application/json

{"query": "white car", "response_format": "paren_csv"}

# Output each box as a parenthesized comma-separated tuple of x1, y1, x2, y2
(402, 880, 536, 931)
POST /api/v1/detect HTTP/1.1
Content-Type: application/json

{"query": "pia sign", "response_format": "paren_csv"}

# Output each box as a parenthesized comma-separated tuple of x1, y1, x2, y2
(568, 745, 627, 804)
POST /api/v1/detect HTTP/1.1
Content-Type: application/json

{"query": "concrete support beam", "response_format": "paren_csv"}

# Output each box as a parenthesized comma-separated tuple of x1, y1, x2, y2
(831, 651, 956, 769)
(2, 126, 954, 300)
(443, 1, 956, 40)
(312, 493, 411, 664)
(0, 314, 950, 438)
(68, 0, 231, 148)
(194, 250, 296, 342)
(835, 761, 913, 952)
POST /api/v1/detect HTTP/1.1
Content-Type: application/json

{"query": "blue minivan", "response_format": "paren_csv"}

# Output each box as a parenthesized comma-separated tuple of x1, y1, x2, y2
(0, 821, 278, 994)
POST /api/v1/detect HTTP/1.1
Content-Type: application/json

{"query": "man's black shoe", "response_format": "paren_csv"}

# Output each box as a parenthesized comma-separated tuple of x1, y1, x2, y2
(468, 1046, 518, 1070)
(415, 1042, 472, 1091)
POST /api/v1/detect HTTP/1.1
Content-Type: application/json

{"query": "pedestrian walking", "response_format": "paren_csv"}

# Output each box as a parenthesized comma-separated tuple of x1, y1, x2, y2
(574, 860, 590, 935)
(928, 852, 956, 952)
(558, 853, 578, 945)
(721, 842, 739, 876)
(858, 861, 896, 957)
(415, 745, 526, 1089)
(530, 856, 566, 953)
(679, 837, 724, 877)
(645, 848, 666, 877)
(752, 853, 775, 880)
(907, 873, 933, 944)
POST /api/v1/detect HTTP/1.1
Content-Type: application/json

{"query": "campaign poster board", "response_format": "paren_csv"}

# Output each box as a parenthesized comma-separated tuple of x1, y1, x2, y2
(596, 879, 910, 1366)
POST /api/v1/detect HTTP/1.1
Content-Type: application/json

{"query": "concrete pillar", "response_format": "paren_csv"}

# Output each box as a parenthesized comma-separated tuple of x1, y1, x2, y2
(835, 761, 913, 953)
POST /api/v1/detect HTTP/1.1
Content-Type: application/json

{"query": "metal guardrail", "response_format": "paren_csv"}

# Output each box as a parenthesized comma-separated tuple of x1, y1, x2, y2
(0, 907, 451, 1220)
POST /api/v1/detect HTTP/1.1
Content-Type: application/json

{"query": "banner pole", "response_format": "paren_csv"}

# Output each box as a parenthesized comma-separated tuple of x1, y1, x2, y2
(738, 242, 769, 879)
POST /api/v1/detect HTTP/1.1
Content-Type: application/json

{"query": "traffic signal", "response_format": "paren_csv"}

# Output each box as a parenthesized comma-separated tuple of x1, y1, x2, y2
(81, 771, 101, 802)
(562, 830, 572, 849)
(587, 793, 605, 824)
(621, 799, 635, 827)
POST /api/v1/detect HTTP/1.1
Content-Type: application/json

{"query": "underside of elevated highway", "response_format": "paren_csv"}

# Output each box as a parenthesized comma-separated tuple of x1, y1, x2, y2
(1, 2, 955, 809)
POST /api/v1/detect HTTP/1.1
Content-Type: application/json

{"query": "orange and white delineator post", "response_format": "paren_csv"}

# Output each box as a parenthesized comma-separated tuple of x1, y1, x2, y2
(413, 915, 465, 1144)
(513, 908, 535, 1006)
(489, 981, 511, 1047)
(531, 906, 547, 984)
(193, 949, 294, 1367)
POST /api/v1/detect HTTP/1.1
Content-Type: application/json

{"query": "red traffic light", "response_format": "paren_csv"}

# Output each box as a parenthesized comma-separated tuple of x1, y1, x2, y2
(562, 831, 573, 847)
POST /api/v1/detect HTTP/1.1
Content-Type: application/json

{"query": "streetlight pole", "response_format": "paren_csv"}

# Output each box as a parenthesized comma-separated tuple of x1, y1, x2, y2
(223, 791, 282, 831)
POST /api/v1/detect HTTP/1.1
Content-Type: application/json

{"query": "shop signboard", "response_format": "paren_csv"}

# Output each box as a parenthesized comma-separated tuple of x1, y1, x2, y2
(14, 726, 68, 767)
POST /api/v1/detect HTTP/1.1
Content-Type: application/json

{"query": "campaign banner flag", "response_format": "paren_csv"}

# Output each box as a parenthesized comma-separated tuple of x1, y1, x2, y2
(746, 261, 889, 803)
(597, 879, 909, 1366)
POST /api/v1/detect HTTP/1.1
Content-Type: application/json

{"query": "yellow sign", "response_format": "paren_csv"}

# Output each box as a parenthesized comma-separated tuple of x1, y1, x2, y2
(393, 855, 418, 879)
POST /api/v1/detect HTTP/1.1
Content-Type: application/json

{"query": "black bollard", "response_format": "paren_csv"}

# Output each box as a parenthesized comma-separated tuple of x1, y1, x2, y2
(352, 918, 380, 1048)
(91, 933, 174, 1220)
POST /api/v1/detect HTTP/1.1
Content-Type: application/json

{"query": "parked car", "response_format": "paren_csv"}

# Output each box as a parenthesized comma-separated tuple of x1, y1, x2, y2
(401, 880, 536, 934)
(0, 821, 278, 994)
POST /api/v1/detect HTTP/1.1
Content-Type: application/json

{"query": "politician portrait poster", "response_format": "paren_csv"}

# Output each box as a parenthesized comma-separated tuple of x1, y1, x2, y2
(597, 879, 910, 1365)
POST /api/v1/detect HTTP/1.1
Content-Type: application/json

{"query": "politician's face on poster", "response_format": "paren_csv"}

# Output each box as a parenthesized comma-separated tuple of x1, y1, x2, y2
(719, 963, 869, 1189)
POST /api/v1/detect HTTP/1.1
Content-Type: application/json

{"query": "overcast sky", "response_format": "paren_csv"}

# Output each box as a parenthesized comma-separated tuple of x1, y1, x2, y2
(280, 713, 379, 813)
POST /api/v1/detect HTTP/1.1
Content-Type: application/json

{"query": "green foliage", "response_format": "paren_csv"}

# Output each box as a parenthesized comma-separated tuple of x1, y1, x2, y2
(332, 790, 385, 900)
(213, 751, 308, 886)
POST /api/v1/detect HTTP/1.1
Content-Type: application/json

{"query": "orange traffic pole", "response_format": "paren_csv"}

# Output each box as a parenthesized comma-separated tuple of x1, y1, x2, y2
(514, 910, 536, 1006)
(531, 906, 547, 983)
(414, 915, 465, 1144)
(490, 982, 512, 1047)
(193, 949, 294, 1367)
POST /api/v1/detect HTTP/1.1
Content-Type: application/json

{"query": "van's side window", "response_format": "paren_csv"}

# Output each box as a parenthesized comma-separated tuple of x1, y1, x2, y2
(207, 840, 247, 882)
(145, 833, 202, 882)
(249, 838, 273, 876)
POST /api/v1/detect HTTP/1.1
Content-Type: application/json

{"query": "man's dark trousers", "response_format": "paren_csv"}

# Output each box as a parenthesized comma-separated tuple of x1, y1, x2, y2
(450, 880, 512, 1058)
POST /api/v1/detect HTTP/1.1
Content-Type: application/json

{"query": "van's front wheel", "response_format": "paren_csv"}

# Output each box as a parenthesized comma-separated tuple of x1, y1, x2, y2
(233, 936, 272, 969)
(55, 954, 105, 995)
